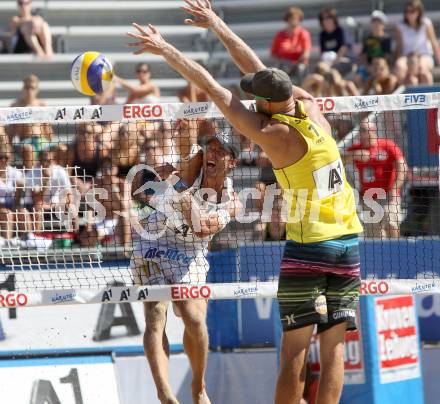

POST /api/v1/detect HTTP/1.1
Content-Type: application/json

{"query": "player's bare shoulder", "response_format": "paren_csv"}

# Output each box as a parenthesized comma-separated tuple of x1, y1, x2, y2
(302, 98, 332, 135)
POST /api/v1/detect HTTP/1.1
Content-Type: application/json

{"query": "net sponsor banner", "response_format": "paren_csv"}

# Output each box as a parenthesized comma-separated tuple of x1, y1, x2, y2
(1, 92, 440, 124)
(0, 356, 120, 404)
(1, 278, 439, 308)
(308, 330, 365, 385)
(0, 278, 277, 307)
(375, 295, 421, 384)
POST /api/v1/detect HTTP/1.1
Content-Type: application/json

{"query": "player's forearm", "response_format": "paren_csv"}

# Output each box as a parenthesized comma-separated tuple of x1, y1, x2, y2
(180, 198, 226, 238)
(211, 18, 266, 74)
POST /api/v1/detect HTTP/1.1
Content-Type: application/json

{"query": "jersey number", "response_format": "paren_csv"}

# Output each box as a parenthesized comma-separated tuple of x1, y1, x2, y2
(174, 224, 190, 237)
(312, 159, 345, 199)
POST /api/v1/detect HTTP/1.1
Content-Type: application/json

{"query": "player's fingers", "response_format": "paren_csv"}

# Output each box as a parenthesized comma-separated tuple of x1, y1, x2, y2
(148, 24, 158, 34)
(126, 42, 145, 48)
(181, 6, 204, 17)
(204, 0, 212, 9)
(133, 48, 148, 55)
(183, 18, 196, 26)
(195, 0, 204, 8)
(183, 0, 200, 10)
(127, 32, 146, 40)
(132, 22, 149, 35)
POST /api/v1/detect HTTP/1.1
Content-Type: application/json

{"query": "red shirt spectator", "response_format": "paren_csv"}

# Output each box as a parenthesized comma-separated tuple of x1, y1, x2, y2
(348, 135, 404, 196)
(271, 28, 311, 64)
(271, 7, 311, 65)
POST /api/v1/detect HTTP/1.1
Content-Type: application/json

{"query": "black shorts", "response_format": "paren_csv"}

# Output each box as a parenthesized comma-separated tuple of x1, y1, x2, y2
(278, 235, 360, 333)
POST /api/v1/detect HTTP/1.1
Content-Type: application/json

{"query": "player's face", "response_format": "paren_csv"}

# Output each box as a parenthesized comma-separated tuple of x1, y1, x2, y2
(360, 123, 378, 147)
(204, 139, 235, 177)
(255, 99, 270, 115)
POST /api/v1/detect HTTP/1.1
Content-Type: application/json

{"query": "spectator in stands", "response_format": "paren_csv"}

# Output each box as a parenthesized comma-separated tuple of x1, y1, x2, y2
(110, 123, 142, 179)
(356, 11, 392, 86)
(301, 61, 331, 97)
(24, 149, 72, 233)
(114, 63, 160, 104)
(302, 65, 359, 97)
(94, 157, 130, 246)
(8, 75, 52, 168)
(67, 123, 102, 179)
(402, 52, 422, 86)
(318, 8, 349, 59)
(0, 144, 26, 240)
(0, 125, 10, 148)
(344, 119, 407, 238)
(394, 0, 440, 85)
(364, 57, 399, 95)
(271, 7, 311, 82)
(11, 74, 46, 109)
(8, 0, 53, 58)
(178, 81, 209, 103)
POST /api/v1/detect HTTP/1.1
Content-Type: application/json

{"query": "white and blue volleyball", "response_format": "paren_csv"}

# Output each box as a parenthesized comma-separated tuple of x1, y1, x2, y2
(71, 51, 113, 96)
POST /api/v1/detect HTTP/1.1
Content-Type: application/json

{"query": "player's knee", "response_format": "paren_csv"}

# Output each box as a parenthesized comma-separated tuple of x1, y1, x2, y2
(181, 303, 207, 332)
(145, 303, 167, 333)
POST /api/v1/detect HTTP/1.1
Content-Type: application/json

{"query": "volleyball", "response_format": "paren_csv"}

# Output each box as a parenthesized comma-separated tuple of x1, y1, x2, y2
(70, 51, 113, 96)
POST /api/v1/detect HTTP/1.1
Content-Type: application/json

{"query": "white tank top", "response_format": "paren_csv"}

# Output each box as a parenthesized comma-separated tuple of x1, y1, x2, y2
(398, 17, 433, 56)
(141, 173, 234, 263)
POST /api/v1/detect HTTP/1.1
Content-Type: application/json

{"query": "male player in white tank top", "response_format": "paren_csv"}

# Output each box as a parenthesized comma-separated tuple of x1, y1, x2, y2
(131, 131, 240, 404)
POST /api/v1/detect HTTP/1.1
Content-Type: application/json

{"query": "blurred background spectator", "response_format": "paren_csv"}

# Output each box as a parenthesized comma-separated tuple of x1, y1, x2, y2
(394, 0, 440, 85)
(344, 119, 407, 238)
(271, 6, 311, 83)
(178, 81, 210, 103)
(114, 62, 160, 104)
(318, 8, 352, 72)
(0, 143, 25, 240)
(94, 157, 131, 247)
(8, 0, 53, 58)
(24, 149, 72, 233)
(110, 123, 143, 179)
(356, 11, 392, 87)
(364, 57, 399, 95)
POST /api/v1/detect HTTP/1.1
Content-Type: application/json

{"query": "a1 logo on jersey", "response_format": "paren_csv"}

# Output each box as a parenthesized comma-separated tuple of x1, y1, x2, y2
(313, 158, 345, 199)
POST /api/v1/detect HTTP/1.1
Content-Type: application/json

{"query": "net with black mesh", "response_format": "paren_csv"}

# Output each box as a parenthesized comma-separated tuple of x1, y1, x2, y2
(0, 94, 439, 307)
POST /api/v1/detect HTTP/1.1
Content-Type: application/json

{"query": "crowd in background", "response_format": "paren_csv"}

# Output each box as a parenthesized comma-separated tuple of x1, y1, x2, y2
(1, 0, 439, 250)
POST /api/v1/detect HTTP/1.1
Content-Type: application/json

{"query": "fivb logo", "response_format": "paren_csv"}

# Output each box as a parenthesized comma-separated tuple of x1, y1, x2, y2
(403, 94, 428, 107)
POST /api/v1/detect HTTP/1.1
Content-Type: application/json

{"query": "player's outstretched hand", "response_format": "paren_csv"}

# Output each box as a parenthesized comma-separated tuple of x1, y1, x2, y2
(181, 0, 217, 29)
(126, 23, 168, 55)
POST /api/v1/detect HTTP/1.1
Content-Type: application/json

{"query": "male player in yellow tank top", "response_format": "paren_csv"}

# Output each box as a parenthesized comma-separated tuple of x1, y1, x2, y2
(127, 2, 363, 403)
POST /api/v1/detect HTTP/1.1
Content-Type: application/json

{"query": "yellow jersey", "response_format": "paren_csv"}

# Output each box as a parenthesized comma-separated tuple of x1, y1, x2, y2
(272, 101, 363, 243)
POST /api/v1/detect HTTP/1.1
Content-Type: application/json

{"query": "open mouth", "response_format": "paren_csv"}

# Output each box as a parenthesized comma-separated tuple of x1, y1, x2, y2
(207, 160, 216, 168)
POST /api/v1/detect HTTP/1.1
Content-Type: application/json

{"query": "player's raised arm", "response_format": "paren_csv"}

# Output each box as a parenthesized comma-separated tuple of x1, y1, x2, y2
(126, 24, 287, 149)
(181, 0, 265, 75)
(181, 0, 314, 101)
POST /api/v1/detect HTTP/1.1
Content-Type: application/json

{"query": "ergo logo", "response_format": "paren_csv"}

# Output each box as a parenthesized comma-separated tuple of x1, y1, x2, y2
(360, 281, 389, 295)
(316, 98, 335, 112)
(171, 285, 211, 300)
(123, 104, 164, 119)
(0, 293, 28, 307)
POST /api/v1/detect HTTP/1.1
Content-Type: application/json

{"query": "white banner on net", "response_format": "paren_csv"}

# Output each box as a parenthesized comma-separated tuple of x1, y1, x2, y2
(0, 92, 440, 124)
(0, 275, 440, 308)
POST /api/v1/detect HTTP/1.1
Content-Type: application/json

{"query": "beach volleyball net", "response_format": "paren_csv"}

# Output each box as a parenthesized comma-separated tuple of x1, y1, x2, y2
(0, 93, 439, 307)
